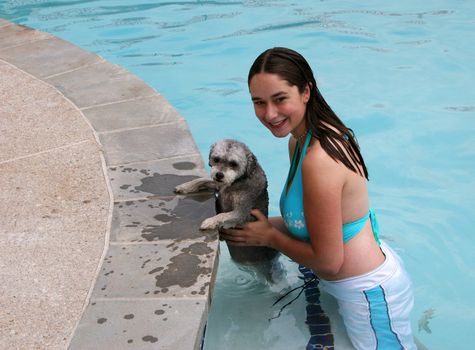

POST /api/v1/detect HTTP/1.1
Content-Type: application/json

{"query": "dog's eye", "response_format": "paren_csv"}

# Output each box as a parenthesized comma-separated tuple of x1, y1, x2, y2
(212, 157, 220, 163)
(229, 161, 238, 168)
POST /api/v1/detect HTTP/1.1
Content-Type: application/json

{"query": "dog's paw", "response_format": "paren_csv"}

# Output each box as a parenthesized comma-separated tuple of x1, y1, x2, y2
(174, 183, 192, 194)
(200, 217, 220, 231)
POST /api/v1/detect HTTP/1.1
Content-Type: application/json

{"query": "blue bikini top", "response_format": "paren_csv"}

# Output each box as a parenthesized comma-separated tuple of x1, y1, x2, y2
(279, 131, 381, 245)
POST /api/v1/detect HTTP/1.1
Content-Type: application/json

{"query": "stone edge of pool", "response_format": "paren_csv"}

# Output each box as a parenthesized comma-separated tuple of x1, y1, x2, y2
(0, 19, 219, 350)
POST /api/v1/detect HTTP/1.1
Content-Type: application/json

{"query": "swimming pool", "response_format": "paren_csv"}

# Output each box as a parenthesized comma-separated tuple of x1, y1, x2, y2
(2, 1, 474, 348)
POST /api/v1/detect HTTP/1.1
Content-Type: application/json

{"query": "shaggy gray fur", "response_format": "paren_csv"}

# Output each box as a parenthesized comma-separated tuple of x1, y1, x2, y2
(175, 139, 280, 271)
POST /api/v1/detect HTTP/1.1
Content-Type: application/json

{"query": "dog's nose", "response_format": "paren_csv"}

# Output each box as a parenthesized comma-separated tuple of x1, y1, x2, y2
(215, 172, 224, 181)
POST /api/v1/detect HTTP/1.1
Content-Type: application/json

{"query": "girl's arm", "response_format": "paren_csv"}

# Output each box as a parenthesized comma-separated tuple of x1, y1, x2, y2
(300, 143, 347, 275)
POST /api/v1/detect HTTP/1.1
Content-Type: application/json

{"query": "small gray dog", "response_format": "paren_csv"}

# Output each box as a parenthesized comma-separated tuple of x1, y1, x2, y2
(175, 139, 279, 270)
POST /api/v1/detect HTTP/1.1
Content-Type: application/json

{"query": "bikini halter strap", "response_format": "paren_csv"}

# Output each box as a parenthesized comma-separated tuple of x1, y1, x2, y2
(300, 129, 313, 155)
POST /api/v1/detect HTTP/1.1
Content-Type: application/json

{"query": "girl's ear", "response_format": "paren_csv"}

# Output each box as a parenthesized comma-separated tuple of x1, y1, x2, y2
(303, 82, 312, 103)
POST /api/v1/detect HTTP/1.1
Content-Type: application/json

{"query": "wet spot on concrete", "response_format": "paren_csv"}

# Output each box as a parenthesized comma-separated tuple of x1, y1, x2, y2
(124, 314, 134, 320)
(149, 267, 164, 274)
(135, 173, 199, 196)
(154, 253, 211, 288)
(141, 259, 151, 268)
(122, 167, 138, 173)
(173, 161, 196, 170)
(137, 196, 215, 240)
(120, 184, 131, 190)
(127, 339, 133, 343)
(154, 213, 174, 222)
(141, 227, 167, 241)
(97, 318, 107, 324)
(189, 192, 215, 202)
(200, 282, 210, 295)
(142, 335, 158, 343)
(155, 309, 165, 315)
(182, 242, 213, 255)
(140, 169, 151, 176)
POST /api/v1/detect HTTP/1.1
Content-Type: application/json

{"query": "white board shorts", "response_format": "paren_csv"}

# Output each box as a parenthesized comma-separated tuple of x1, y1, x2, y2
(319, 241, 416, 350)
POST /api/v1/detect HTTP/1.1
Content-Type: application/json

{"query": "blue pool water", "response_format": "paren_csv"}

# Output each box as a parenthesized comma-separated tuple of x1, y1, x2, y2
(2, 1, 474, 348)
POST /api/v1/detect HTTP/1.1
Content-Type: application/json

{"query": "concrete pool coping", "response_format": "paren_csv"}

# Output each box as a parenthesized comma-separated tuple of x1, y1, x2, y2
(0, 19, 219, 349)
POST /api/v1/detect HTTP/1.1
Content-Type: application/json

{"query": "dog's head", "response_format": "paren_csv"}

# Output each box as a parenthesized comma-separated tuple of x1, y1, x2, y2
(208, 139, 257, 187)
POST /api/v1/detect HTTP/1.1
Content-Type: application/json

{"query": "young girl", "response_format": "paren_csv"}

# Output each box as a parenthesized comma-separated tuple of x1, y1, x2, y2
(220, 47, 416, 349)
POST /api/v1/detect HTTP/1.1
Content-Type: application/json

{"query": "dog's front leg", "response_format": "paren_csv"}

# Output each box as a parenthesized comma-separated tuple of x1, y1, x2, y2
(200, 210, 243, 231)
(174, 177, 216, 194)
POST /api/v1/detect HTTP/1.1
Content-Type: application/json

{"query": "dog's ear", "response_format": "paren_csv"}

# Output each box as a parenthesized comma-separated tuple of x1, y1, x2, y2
(246, 152, 257, 177)
(208, 143, 216, 160)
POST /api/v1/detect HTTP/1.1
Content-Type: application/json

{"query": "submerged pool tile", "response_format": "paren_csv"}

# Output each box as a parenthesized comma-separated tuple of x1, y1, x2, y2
(82, 95, 183, 132)
(308, 334, 335, 349)
(111, 196, 215, 242)
(98, 121, 199, 166)
(69, 299, 207, 350)
(91, 240, 218, 299)
(107, 155, 209, 200)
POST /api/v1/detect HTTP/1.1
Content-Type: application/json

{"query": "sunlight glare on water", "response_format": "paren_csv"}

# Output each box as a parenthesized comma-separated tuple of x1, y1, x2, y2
(2, 1, 474, 348)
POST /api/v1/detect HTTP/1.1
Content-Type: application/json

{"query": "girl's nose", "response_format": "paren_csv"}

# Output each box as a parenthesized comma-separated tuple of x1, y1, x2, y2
(265, 103, 278, 119)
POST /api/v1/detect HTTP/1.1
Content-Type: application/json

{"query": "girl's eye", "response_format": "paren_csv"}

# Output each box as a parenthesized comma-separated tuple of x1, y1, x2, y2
(229, 161, 238, 168)
(275, 97, 286, 103)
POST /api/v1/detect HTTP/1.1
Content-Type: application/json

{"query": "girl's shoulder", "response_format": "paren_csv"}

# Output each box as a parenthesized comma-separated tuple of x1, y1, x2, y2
(302, 139, 348, 183)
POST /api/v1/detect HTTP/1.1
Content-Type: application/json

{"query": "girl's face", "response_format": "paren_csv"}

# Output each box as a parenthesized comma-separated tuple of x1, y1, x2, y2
(249, 72, 310, 139)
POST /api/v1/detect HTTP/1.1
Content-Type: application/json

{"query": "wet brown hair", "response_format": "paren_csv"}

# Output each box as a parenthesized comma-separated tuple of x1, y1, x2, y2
(248, 47, 369, 179)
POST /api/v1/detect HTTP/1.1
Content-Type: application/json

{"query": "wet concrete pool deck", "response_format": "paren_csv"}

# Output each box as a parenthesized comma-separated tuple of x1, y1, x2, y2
(0, 19, 219, 349)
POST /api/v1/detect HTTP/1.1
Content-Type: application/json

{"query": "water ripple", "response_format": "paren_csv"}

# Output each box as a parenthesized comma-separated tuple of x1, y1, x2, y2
(23, 1, 244, 21)
(204, 19, 324, 41)
(444, 106, 475, 112)
(343, 45, 390, 53)
(323, 9, 454, 18)
(92, 35, 161, 49)
(194, 87, 241, 96)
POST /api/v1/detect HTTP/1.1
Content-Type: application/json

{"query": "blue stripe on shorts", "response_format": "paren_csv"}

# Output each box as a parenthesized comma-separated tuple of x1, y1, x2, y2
(364, 286, 403, 349)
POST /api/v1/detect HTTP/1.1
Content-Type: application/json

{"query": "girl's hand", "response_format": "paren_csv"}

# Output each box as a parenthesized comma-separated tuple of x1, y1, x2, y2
(219, 209, 275, 247)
